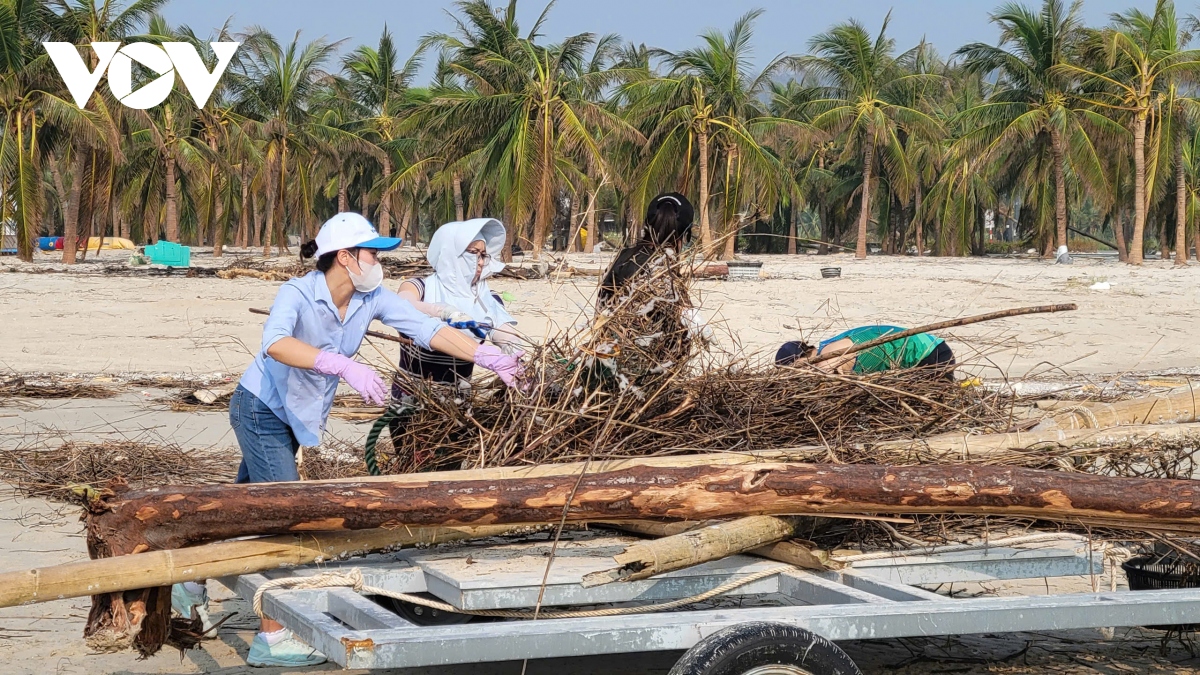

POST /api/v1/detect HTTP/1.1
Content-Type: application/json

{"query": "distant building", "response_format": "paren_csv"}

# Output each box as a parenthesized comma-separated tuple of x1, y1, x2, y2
(1, 223, 16, 255)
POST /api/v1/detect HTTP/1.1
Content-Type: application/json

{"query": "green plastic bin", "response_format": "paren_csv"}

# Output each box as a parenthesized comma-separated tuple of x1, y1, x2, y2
(144, 241, 191, 268)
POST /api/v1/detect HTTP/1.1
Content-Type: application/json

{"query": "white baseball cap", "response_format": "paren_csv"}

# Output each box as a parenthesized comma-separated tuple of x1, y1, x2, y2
(314, 213, 402, 257)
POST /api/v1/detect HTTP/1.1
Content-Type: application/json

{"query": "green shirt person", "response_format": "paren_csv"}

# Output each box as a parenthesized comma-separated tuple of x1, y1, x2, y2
(775, 325, 955, 377)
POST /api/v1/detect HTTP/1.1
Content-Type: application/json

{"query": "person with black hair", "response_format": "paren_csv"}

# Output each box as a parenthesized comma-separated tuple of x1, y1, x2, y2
(598, 192, 694, 303)
(181, 213, 523, 668)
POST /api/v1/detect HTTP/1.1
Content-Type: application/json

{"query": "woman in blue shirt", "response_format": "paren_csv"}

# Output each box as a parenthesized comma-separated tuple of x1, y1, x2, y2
(176, 213, 523, 668)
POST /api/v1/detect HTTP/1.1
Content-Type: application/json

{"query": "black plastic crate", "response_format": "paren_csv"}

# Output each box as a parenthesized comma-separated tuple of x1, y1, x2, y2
(1122, 555, 1200, 631)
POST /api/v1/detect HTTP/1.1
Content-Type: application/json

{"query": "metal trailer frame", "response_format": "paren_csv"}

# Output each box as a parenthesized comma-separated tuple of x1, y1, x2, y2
(218, 532, 1200, 671)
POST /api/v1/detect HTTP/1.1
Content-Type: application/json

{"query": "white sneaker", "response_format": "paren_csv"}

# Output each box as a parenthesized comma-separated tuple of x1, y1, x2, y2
(171, 583, 216, 638)
(247, 630, 328, 667)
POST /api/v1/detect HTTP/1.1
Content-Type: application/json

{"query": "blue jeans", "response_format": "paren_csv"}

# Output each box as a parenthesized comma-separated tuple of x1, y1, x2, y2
(230, 385, 301, 483)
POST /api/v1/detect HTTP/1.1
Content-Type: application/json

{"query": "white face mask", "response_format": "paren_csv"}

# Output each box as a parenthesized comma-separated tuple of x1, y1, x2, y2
(347, 256, 384, 293)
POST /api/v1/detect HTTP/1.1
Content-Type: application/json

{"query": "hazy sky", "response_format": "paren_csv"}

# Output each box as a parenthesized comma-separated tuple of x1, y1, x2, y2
(165, 0, 1149, 76)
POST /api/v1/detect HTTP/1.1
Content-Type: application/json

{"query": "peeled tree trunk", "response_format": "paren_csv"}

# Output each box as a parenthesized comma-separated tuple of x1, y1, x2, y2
(80, 455, 1200, 656)
(856, 136, 875, 260)
(87, 462, 1200, 560)
(1130, 111, 1148, 264)
(1050, 126, 1068, 253)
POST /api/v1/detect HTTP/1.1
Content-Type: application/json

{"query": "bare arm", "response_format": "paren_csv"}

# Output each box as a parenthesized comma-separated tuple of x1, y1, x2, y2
(429, 326, 480, 361)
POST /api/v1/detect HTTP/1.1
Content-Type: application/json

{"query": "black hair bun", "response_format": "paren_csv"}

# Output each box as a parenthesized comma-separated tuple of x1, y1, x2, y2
(299, 240, 319, 259)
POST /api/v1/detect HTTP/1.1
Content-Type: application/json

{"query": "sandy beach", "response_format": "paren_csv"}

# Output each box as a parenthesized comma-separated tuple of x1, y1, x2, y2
(1, 249, 1199, 674)
(2, 249, 1197, 378)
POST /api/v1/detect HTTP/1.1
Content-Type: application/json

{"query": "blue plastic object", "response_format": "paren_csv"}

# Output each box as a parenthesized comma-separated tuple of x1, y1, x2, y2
(450, 320, 492, 340)
(144, 241, 191, 267)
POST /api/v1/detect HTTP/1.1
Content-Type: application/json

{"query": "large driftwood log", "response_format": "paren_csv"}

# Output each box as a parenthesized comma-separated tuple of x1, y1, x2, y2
(83, 460, 1200, 656)
(88, 462, 1200, 559)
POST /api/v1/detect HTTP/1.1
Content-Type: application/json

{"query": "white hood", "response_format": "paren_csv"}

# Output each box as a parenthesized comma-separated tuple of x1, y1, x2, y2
(422, 218, 515, 327)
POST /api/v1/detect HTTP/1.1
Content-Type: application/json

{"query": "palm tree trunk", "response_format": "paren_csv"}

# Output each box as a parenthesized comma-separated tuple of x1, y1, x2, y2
(398, 204, 411, 246)
(1113, 208, 1128, 262)
(1050, 127, 1067, 253)
(237, 165, 250, 248)
(855, 138, 874, 260)
(1172, 128, 1187, 264)
(380, 157, 393, 235)
(697, 128, 712, 257)
(49, 153, 69, 230)
(1130, 113, 1148, 264)
(532, 143, 553, 260)
(501, 202, 514, 263)
(62, 152, 85, 264)
(584, 187, 598, 254)
(338, 166, 348, 213)
(361, 182, 370, 219)
(164, 154, 179, 243)
(213, 182, 227, 257)
(787, 203, 797, 255)
(453, 173, 465, 221)
(275, 139, 288, 256)
(914, 181, 924, 256)
(251, 192, 262, 248)
(262, 151, 278, 257)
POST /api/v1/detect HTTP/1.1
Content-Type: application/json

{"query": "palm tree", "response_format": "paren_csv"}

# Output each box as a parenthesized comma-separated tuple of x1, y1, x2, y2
(1063, 0, 1200, 264)
(48, 0, 168, 262)
(235, 30, 355, 255)
(343, 26, 425, 237)
(0, 0, 101, 261)
(424, 0, 632, 258)
(957, 0, 1116, 257)
(803, 13, 943, 259)
(626, 10, 802, 259)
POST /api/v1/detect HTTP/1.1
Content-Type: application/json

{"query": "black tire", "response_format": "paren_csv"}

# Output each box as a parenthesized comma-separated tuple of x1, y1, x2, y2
(669, 622, 860, 675)
(374, 594, 475, 626)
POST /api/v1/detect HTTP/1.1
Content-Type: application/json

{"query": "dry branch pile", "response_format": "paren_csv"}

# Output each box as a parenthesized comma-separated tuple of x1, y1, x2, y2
(0, 442, 237, 502)
(378, 249, 1010, 474)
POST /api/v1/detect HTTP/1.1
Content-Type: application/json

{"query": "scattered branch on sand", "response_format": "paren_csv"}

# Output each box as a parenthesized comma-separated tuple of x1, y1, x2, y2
(0, 377, 118, 401)
(0, 442, 237, 503)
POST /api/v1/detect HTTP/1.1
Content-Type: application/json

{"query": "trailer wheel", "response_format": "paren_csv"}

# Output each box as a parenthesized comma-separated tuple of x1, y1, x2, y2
(669, 622, 860, 675)
(375, 594, 474, 626)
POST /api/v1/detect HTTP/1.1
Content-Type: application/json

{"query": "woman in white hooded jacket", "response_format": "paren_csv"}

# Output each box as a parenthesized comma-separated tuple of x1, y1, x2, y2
(395, 218, 524, 387)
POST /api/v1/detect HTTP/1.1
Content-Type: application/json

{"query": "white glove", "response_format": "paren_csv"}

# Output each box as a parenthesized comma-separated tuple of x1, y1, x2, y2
(433, 304, 472, 324)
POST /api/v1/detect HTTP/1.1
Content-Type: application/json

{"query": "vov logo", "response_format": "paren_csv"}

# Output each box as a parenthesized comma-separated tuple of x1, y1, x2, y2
(43, 42, 240, 110)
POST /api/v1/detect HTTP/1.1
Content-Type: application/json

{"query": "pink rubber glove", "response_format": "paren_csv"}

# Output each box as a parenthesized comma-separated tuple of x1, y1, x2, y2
(312, 351, 387, 406)
(473, 344, 524, 388)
